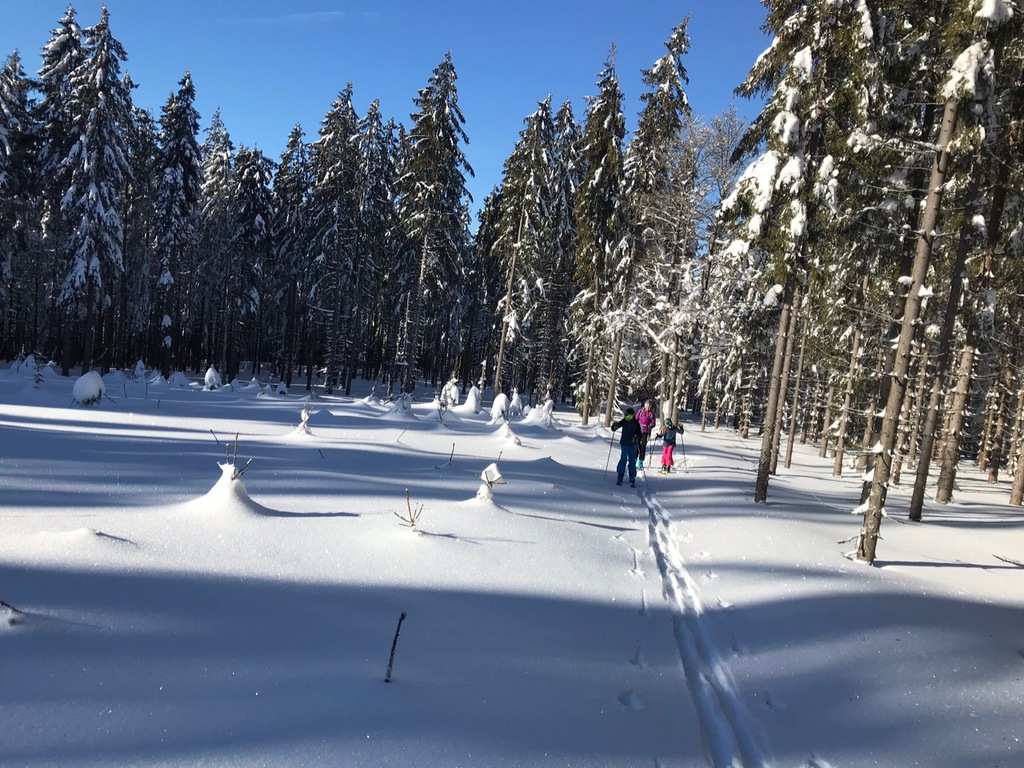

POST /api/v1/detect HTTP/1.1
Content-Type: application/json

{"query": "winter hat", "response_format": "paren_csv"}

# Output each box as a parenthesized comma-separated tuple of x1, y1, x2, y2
(665, 418, 673, 426)
(625, 407, 635, 416)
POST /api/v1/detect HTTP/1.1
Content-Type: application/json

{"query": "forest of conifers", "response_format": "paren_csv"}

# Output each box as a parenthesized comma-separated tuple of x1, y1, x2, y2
(1, 2, 1022, 562)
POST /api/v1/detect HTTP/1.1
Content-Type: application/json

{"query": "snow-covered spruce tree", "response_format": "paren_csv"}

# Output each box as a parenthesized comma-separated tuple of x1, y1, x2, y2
(272, 123, 312, 389)
(34, 6, 83, 368)
(57, 7, 133, 375)
(230, 146, 275, 382)
(573, 48, 626, 426)
(308, 85, 361, 394)
(0, 51, 36, 359)
(354, 103, 400, 387)
(928, 5, 1023, 508)
(395, 53, 474, 393)
(154, 71, 202, 378)
(35, 9, 83, 297)
(117, 92, 159, 371)
(724, 0, 865, 502)
(620, 19, 694, 419)
(857, 2, 1015, 561)
(491, 97, 556, 398)
(537, 100, 583, 403)
(197, 109, 236, 378)
(469, 188, 504, 395)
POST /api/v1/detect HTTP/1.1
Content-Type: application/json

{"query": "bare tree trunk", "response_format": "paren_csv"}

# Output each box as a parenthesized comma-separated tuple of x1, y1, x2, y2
(904, 348, 930, 471)
(833, 325, 862, 477)
(771, 286, 801, 474)
(700, 357, 715, 432)
(978, 381, 997, 474)
(603, 328, 625, 428)
(935, 344, 974, 502)
(819, 379, 836, 459)
(857, 348, 884, 474)
(859, 97, 958, 564)
(755, 284, 793, 503)
(986, 364, 1012, 483)
(892, 342, 925, 486)
(1010, 423, 1024, 506)
(785, 318, 807, 468)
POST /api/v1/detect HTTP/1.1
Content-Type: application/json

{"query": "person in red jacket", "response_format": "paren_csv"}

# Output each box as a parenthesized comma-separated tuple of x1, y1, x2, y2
(635, 399, 657, 470)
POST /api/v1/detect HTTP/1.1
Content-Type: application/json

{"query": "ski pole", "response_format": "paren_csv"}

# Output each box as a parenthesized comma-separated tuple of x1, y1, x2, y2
(680, 433, 688, 472)
(605, 433, 615, 478)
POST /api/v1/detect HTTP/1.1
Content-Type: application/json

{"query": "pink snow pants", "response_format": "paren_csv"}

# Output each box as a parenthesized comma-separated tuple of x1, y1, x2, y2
(661, 443, 675, 469)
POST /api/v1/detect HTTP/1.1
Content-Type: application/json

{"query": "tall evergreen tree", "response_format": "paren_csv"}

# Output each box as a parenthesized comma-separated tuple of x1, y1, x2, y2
(355, 103, 401, 387)
(491, 96, 556, 397)
(197, 108, 236, 377)
(573, 48, 626, 425)
(396, 52, 473, 392)
(154, 70, 202, 377)
(231, 145, 275, 382)
(538, 99, 583, 402)
(272, 123, 312, 389)
(309, 85, 361, 393)
(57, 7, 132, 374)
(0, 51, 35, 358)
(118, 89, 158, 370)
(620, 19, 693, 417)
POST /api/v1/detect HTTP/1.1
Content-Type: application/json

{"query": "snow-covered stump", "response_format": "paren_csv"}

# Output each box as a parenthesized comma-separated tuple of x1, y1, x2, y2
(501, 422, 522, 446)
(476, 462, 506, 502)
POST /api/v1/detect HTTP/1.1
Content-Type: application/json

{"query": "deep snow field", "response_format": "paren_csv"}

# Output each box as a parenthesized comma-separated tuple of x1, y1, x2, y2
(1, 361, 1022, 768)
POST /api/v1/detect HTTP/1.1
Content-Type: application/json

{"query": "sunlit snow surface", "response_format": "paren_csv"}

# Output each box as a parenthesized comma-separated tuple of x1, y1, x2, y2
(1, 364, 1022, 767)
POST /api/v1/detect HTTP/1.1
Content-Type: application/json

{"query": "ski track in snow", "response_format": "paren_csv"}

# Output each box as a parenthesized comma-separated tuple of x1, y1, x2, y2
(637, 479, 773, 768)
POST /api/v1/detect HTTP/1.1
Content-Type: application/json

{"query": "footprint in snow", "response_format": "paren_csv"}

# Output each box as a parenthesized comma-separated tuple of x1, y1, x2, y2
(638, 589, 650, 616)
(630, 549, 645, 578)
(717, 597, 734, 609)
(702, 571, 719, 581)
(763, 689, 788, 710)
(617, 690, 644, 711)
(629, 640, 646, 669)
(731, 638, 748, 657)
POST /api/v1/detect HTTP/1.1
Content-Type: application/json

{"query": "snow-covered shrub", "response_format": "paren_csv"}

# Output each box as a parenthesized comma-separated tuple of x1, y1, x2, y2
(204, 367, 222, 390)
(73, 371, 105, 406)
(490, 392, 510, 423)
(508, 389, 523, 418)
(441, 377, 460, 407)
(132, 360, 146, 380)
(168, 372, 189, 387)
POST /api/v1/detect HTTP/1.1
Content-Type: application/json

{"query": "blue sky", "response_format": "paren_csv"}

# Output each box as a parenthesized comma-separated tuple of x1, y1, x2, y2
(0, 1, 769, 217)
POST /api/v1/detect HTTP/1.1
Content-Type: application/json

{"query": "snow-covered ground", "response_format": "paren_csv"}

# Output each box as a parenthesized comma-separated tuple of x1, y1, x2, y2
(1, 361, 1022, 768)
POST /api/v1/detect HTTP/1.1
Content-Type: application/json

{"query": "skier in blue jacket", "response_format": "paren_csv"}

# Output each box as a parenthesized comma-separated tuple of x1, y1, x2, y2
(611, 408, 641, 487)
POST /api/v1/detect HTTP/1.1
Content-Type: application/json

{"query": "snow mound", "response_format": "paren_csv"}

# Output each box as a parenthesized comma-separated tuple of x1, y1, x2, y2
(490, 392, 511, 423)
(72, 371, 105, 405)
(183, 463, 272, 518)
(450, 385, 483, 415)
(522, 398, 557, 428)
(0, 602, 26, 631)
(378, 395, 421, 421)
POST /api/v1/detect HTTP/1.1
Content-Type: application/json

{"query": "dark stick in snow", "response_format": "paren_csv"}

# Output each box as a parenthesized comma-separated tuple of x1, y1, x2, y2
(385, 611, 408, 683)
(994, 554, 1024, 568)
